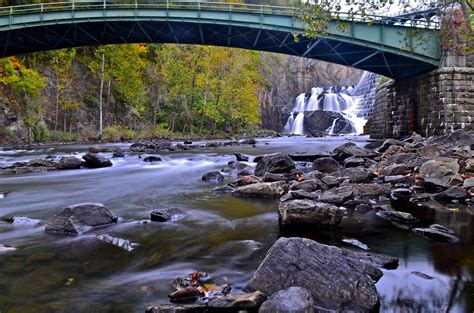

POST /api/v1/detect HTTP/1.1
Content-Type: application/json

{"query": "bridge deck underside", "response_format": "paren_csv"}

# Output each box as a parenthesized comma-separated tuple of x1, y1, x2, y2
(0, 20, 437, 79)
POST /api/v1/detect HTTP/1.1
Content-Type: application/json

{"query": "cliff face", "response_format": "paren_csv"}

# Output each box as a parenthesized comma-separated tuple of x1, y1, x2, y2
(258, 54, 364, 131)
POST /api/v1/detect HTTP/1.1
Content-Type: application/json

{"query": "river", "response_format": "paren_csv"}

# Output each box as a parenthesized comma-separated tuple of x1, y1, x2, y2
(0, 136, 473, 312)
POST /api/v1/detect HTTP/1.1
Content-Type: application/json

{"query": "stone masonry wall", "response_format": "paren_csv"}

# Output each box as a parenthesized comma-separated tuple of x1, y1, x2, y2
(371, 67, 474, 139)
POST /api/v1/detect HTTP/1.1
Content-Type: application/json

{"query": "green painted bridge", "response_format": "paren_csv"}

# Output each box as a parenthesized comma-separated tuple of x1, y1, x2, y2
(0, 1, 442, 79)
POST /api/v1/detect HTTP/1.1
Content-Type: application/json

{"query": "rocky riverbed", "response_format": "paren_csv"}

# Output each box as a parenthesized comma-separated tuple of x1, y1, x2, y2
(0, 134, 473, 312)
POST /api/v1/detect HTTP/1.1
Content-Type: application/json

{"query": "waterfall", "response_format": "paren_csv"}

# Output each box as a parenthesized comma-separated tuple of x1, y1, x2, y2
(283, 71, 379, 136)
(291, 113, 305, 135)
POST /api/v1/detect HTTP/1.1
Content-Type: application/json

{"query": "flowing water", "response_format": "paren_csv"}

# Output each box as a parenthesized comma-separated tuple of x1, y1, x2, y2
(0, 137, 473, 313)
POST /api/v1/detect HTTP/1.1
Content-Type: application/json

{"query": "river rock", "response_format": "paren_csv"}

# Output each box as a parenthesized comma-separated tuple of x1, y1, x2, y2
(413, 226, 460, 243)
(321, 175, 339, 187)
(380, 164, 413, 176)
(377, 139, 405, 153)
(385, 153, 418, 165)
(376, 210, 418, 225)
(240, 138, 257, 145)
(57, 156, 83, 170)
(351, 183, 392, 199)
(416, 144, 444, 158)
(291, 179, 326, 192)
(312, 157, 341, 173)
(426, 129, 474, 148)
(113, 151, 125, 158)
(391, 188, 413, 200)
(143, 156, 162, 163)
(0, 244, 16, 254)
(319, 185, 354, 205)
(331, 167, 371, 183)
(332, 142, 376, 161)
(343, 156, 368, 168)
(145, 303, 207, 313)
(26, 158, 59, 168)
(245, 237, 398, 312)
(45, 203, 118, 235)
(263, 171, 301, 183)
(434, 186, 469, 201)
(201, 171, 224, 183)
(419, 158, 459, 188)
(150, 208, 184, 222)
(342, 238, 369, 250)
(254, 153, 295, 176)
(290, 153, 330, 162)
(465, 159, 474, 172)
(278, 200, 342, 228)
(230, 175, 262, 187)
(464, 177, 474, 189)
(82, 153, 113, 168)
(232, 181, 288, 198)
(3, 216, 41, 226)
(96, 234, 138, 252)
(212, 185, 236, 194)
(259, 287, 314, 313)
(207, 291, 266, 311)
(235, 153, 250, 162)
(384, 175, 415, 185)
(289, 190, 321, 201)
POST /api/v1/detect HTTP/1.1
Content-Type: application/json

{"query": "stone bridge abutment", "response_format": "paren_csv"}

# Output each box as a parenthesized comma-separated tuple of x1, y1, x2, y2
(370, 65, 474, 139)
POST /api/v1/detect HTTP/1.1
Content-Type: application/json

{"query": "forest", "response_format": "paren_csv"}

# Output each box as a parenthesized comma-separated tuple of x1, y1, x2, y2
(0, 44, 268, 143)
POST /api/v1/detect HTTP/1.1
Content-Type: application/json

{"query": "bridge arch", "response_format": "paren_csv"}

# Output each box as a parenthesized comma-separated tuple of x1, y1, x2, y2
(0, 1, 441, 79)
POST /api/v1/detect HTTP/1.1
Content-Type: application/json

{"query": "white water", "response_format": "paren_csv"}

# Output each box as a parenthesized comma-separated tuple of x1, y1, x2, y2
(283, 71, 379, 136)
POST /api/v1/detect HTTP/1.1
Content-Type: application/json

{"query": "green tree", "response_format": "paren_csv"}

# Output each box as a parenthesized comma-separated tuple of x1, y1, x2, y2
(0, 56, 46, 141)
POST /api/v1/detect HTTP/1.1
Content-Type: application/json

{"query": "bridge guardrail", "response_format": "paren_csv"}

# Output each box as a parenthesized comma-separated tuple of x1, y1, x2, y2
(0, 0, 440, 29)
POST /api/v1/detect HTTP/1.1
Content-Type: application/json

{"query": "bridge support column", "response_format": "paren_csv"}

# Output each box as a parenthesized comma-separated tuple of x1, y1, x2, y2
(370, 67, 474, 139)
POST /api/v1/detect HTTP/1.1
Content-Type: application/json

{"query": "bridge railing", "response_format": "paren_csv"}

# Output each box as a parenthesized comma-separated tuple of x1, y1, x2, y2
(0, 0, 440, 29)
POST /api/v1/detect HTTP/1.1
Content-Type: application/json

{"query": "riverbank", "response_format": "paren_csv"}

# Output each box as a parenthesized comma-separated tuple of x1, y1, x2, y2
(0, 133, 472, 312)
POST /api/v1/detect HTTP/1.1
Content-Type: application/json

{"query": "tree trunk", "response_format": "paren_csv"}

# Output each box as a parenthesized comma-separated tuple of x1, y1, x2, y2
(105, 78, 112, 129)
(98, 53, 105, 139)
(53, 87, 59, 142)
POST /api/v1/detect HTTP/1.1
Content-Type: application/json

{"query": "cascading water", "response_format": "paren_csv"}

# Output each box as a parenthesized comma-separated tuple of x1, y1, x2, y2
(283, 71, 379, 136)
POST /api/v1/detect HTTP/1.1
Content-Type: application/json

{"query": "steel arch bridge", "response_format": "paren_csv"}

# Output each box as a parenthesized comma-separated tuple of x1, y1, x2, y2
(0, 1, 441, 79)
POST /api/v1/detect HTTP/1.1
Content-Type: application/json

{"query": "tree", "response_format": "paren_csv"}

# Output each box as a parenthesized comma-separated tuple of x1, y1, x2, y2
(49, 48, 76, 141)
(0, 57, 45, 141)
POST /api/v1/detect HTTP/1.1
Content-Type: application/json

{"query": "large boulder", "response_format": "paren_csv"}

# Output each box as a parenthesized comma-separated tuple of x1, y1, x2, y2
(245, 237, 398, 312)
(312, 157, 341, 174)
(82, 153, 113, 168)
(377, 139, 406, 153)
(259, 287, 314, 313)
(57, 156, 83, 170)
(201, 171, 224, 183)
(303, 111, 355, 135)
(419, 158, 459, 188)
(332, 142, 376, 161)
(385, 153, 418, 165)
(291, 179, 326, 192)
(331, 167, 371, 183)
(232, 181, 288, 198)
(319, 185, 354, 205)
(254, 153, 295, 177)
(379, 164, 413, 176)
(150, 208, 185, 222)
(45, 203, 118, 235)
(278, 200, 342, 228)
(434, 186, 469, 201)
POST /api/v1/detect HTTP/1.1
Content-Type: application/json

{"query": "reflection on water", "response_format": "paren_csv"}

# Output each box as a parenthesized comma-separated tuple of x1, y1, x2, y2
(0, 137, 472, 312)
